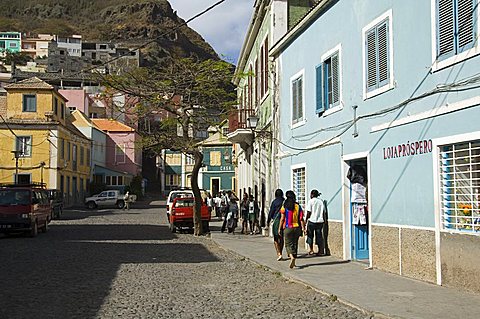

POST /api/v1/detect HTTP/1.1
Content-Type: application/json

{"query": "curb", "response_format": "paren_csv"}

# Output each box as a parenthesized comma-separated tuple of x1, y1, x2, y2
(210, 235, 395, 319)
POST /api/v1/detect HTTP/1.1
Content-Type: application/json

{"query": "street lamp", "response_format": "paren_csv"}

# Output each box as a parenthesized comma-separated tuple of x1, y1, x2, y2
(246, 115, 259, 130)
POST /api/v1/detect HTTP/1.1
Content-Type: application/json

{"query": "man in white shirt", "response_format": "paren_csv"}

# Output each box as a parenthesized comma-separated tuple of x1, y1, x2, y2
(306, 189, 326, 256)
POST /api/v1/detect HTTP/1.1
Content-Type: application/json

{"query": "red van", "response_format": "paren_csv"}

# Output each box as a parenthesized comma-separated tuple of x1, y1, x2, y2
(169, 197, 210, 233)
(0, 184, 52, 237)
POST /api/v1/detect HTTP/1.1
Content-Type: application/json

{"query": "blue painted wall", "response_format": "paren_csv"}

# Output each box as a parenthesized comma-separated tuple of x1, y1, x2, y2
(277, 0, 480, 228)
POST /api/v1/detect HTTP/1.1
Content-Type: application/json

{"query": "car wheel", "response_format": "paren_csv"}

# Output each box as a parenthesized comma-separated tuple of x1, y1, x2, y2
(117, 201, 125, 209)
(166, 213, 170, 224)
(87, 201, 97, 210)
(29, 220, 38, 238)
(169, 222, 176, 233)
(41, 219, 48, 233)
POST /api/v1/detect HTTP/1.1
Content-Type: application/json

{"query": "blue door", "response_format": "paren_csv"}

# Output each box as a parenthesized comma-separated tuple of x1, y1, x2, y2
(350, 179, 370, 260)
(354, 224, 369, 260)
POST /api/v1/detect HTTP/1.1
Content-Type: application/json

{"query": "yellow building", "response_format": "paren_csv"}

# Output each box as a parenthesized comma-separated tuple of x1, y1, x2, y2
(0, 77, 91, 206)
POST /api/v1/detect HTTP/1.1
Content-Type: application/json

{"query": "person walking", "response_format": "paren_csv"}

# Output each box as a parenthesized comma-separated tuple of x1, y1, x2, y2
(267, 189, 285, 261)
(123, 191, 130, 210)
(226, 197, 239, 234)
(305, 189, 326, 256)
(240, 193, 250, 234)
(206, 193, 213, 218)
(278, 190, 305, 269)
(248, 194, 259, 235)
(220, 191, 230, 233)
(214, 193, 222, 218)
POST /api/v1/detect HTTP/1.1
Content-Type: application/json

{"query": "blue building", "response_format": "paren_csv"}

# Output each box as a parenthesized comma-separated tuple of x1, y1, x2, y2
(271, 0, 480, 292)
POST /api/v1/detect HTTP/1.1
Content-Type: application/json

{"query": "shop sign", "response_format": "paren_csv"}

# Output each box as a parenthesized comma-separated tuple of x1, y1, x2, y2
(207, 165, 233, 171)
(383, 139, 433, 160)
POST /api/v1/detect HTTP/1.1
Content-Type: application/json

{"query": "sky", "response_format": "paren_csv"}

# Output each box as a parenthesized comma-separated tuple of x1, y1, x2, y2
(168, 0, 254, 64)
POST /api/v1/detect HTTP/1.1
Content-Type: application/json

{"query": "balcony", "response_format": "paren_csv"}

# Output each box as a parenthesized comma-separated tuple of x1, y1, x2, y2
(227, 107, 255, 151)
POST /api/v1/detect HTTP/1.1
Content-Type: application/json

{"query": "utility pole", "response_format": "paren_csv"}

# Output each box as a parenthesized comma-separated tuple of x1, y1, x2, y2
(11, 150, 21, 184)
(40, 162, 46, 186)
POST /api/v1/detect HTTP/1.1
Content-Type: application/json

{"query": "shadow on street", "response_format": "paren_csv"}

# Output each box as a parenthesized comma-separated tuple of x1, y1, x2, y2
(0, 222, 218, 319)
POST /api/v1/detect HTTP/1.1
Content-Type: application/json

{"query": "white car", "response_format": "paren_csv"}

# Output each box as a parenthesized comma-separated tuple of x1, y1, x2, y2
(85, 190, 136, 209)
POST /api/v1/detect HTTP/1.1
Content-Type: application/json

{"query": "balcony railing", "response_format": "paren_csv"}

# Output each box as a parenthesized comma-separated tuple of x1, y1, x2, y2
(228, 107, 255, 133)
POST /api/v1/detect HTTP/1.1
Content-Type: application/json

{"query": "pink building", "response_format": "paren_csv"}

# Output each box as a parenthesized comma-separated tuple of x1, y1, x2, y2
(92, 119, 142, 179)
(59, 89, 90, 114)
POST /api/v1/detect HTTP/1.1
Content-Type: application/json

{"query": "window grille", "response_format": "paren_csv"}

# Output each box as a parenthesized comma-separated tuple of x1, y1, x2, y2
(439, 140, 480, 233)
(292, 167, 306, 209)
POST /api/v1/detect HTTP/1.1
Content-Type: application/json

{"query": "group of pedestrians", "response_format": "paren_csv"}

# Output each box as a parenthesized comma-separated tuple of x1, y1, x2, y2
(214, 187, 328, 269)
(267, 188, 328, 269)
(216, 190, 262, 235)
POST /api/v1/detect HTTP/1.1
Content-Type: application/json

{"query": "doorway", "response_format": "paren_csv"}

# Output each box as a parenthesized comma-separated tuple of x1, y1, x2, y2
(211, 178, 220, 196)
(343, 156, 370, 263)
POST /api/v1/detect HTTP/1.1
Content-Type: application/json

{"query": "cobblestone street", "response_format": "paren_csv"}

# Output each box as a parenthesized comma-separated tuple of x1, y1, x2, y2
(0, 201, 371, 319)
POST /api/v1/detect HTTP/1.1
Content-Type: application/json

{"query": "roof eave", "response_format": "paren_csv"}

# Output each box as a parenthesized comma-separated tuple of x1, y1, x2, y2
(233, 1, 269, 85)
(270, 0, 332, 57)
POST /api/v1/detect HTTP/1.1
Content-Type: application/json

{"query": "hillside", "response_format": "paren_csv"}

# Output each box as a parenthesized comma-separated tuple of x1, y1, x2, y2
(0, 0, 218, 64)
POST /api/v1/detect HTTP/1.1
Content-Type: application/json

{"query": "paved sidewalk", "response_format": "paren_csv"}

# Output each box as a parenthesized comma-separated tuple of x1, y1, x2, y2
(210, 221, 480, 319)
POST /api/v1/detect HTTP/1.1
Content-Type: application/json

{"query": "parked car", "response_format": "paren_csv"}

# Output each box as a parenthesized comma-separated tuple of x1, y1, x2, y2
(84, 190, 136, 209)
(169, 197, 210, 233)
(0, 184, 51, 237)
(46, 189, 63, 219)
(165, 188, 208, 223)
(166, 189, 194, 222)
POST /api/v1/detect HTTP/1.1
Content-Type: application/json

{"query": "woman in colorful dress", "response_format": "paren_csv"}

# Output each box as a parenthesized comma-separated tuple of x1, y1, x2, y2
(278, 190, 306, 268)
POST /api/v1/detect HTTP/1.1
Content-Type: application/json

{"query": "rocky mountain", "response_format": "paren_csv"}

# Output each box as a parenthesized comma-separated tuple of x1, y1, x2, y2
(0, 0, 218, 65)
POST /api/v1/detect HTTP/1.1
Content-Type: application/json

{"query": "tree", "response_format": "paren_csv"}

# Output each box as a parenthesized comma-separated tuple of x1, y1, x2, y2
(100, 58, 237, 235)
(1, 51, 32, 66)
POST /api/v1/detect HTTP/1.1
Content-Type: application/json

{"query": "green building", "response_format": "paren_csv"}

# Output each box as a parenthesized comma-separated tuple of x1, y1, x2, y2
(0, 32, 21, 54)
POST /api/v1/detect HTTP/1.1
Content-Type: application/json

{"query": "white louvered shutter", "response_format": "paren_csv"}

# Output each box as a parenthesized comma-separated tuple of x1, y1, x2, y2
(437, 0, 456, 58)
(366, 28, 378, 92)
(377, 20, 390, 87)
(331, 53, 340, 105)
(457, 0, 476, 52)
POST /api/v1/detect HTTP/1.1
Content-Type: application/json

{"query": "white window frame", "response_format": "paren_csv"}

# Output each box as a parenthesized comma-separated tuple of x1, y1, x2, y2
(433, 131, 480, 237)
(291, 163, 307, 209)
(362, 9, 394, 100)
(16, 136, 32, 157)
(430, 0, 480, 72)
(321, 43, 343, 117)
(432, 131, 480, 284)
(290, 69, 306, 129)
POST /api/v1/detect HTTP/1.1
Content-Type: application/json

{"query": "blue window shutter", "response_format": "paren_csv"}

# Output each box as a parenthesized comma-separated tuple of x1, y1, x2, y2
(456, 0, 476, 53)
(377, 20, 389, 87)
(315, 64, 324, 114)
(437, 0, 456, 59)
(365, 28, 378, 92)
